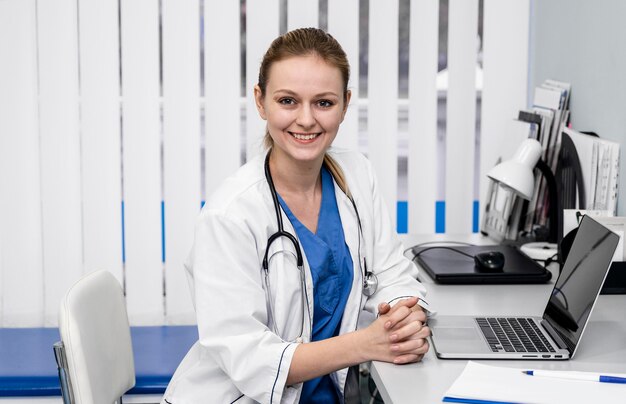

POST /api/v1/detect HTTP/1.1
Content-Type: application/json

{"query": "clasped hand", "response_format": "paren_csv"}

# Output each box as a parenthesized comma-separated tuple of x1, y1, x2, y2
(365, 297, 430, 365)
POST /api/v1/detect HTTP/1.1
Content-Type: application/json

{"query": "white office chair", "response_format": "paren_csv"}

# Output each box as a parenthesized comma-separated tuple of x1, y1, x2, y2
(54, 270, 135, 404)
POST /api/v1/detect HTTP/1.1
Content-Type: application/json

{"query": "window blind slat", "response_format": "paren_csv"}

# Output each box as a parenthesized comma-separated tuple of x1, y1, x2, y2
(205, 1, 242, 196)
(0, 0, 43, 326)
(162, 0, 202, 324)
(408, 0, 439, 233)
(121, 0, 163, 325)
(79, 0, 124, 288)
(245, 0, 280, 161)
(37, 0, 83, 326)
(445, 0, 479, 233)
(368, 0, 399, 223)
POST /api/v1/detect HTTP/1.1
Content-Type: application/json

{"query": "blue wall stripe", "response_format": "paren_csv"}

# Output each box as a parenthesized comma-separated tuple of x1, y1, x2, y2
(121, 201, 126, 263)
(435, 201, 445, 233)
(161, 201, 166, 263)
(397, 200, 479, 234)
(473, 200, 479, 233)
(397, 201, 408, 234)
(157, 199, 476, 259)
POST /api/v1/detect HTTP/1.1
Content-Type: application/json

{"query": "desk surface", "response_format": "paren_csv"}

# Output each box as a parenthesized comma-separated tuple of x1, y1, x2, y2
(370, 234, 626, 404)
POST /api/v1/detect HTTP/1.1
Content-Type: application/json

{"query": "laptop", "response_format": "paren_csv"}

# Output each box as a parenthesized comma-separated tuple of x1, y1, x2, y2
(412, 244, 552, 284)
(429, 215, 619, 360)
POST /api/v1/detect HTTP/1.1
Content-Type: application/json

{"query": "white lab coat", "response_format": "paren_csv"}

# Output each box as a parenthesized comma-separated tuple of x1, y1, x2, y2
(162, 148, 429, 404)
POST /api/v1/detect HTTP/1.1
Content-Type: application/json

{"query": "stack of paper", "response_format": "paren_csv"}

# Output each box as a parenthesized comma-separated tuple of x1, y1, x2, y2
(522, 80, 572, 231)
(443, 361, 626, 404)
(563, 127, 620, 215)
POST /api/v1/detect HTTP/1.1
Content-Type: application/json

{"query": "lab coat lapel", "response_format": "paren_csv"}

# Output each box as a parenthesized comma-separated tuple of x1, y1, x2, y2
(334, 185, 364, 319)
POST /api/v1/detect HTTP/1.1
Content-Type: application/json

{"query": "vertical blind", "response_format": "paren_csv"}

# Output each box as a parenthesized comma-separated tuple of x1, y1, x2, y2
(0, 0, 530, 327)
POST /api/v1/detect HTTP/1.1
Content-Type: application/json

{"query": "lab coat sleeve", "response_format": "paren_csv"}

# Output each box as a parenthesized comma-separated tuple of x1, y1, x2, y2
(359, 158, 431, 315)
(189, 208, 299, 404)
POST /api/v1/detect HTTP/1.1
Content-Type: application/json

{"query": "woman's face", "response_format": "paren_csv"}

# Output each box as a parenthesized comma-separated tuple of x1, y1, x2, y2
(254, 54, 350, 168)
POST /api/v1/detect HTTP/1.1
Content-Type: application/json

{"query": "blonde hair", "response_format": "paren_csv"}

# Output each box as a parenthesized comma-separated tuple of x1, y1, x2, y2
(258, 27, 351, 196)
(323, 154, 351, 198)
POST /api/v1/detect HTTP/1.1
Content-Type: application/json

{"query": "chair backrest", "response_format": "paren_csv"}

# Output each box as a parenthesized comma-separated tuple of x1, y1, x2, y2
(58, 270, 135, 404)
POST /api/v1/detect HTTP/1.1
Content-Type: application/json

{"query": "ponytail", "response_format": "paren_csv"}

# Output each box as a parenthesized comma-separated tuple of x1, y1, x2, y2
(323, 154, 350, 199)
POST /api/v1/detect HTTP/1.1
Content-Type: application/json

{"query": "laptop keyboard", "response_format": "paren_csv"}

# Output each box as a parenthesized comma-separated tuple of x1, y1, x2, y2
(476, 317, 556, 353)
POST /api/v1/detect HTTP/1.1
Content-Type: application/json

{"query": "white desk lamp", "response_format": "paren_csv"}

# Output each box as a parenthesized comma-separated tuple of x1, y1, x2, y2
(487, 139, 560, 261)
(487, 138, 542, 200)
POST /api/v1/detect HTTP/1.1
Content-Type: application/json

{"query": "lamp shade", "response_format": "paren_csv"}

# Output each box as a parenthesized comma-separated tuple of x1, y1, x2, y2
(487, 139, 542, 200)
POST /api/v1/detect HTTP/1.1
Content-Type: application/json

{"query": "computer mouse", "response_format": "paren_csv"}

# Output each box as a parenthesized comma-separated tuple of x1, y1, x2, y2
(474, 251, 505, 272)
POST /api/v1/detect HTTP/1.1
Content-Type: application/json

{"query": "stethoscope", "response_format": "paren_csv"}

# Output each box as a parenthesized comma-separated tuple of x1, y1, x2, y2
(262, 153, 378, 341)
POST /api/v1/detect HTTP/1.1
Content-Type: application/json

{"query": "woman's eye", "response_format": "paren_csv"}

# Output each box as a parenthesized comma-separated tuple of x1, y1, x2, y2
(279, 98, 295, 105)
(318, 100, 334, 108)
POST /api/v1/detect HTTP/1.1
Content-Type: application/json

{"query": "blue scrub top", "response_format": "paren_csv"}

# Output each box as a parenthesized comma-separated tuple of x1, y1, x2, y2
(278, 166, 354, 404)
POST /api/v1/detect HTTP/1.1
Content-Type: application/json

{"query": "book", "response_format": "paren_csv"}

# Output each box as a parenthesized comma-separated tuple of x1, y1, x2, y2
(443, 361, 626, 403)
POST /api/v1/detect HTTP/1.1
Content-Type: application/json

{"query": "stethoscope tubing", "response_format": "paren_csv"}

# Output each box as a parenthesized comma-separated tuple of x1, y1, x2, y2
(262, 152, 377, 342)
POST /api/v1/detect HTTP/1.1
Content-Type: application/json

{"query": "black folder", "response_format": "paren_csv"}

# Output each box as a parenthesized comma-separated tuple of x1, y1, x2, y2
(411, 245, 552, 284)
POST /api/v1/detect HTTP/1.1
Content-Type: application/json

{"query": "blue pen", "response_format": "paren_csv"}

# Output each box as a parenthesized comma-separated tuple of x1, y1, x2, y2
(522, 369, 626, 384)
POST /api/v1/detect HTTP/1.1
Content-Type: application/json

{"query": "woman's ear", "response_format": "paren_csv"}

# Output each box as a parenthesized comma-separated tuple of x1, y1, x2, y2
(254, 85, 267, 120)
(341, 89, 352, 121)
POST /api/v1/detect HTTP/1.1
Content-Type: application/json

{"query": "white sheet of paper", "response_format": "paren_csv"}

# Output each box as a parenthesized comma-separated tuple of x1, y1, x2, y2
(443, 361, 626, 404)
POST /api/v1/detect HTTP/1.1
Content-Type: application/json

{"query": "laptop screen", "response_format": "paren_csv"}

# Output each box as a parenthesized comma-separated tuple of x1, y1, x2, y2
(543, 215, 619, 353)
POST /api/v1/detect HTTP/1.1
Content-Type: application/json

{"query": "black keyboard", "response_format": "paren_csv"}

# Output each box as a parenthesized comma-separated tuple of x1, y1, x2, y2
(476, 317, 556, 353)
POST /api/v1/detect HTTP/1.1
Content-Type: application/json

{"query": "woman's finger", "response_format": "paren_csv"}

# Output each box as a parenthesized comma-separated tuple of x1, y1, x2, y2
(387, 310, 427, 332)
(390, 336, 430, 355)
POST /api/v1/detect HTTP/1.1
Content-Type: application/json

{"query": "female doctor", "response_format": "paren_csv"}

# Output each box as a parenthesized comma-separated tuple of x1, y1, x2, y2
(163, 28, 431, 404)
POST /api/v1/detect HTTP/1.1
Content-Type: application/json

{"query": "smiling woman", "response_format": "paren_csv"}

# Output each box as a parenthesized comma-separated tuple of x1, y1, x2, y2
(254, 54, 350, 233)
(162, 28, 431, 404)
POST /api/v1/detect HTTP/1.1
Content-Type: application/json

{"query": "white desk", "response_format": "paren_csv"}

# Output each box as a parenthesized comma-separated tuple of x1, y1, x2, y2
(370, 234, 626, 404)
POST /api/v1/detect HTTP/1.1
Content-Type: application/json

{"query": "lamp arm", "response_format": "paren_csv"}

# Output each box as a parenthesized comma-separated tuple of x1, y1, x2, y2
(535, 159, 560, 243)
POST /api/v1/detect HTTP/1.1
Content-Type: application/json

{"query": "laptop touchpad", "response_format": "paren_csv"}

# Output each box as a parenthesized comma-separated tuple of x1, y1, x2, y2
(434, 327, 481, 340)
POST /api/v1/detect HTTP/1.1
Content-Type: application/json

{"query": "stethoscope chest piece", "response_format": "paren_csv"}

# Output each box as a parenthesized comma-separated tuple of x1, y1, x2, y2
(363, 271, 378, 297)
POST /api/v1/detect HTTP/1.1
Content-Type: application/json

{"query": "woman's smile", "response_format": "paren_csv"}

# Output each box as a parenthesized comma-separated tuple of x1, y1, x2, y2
(289, 132, 322, 142)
